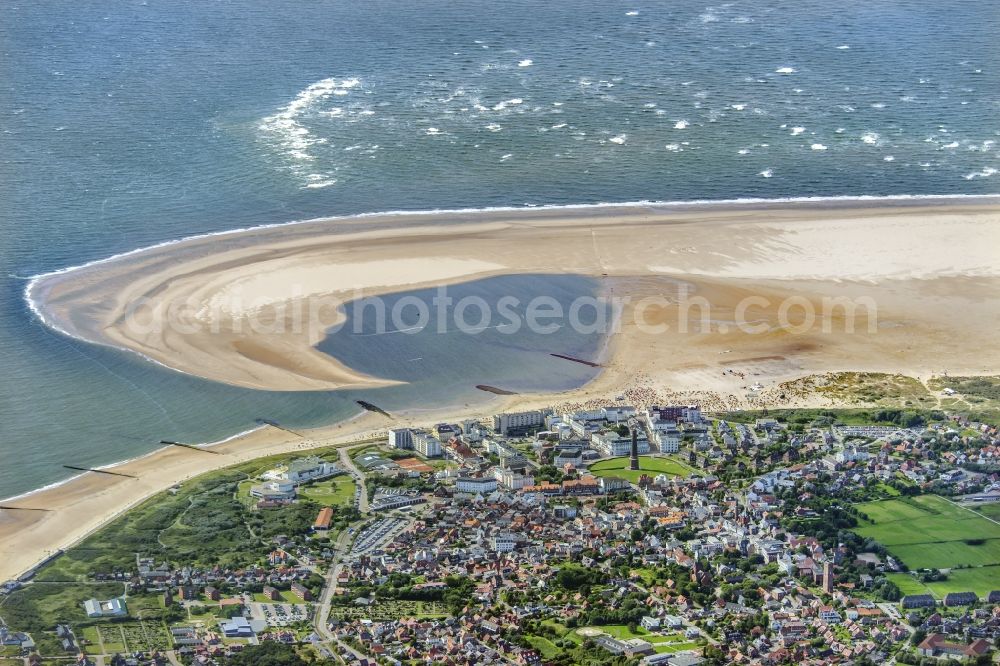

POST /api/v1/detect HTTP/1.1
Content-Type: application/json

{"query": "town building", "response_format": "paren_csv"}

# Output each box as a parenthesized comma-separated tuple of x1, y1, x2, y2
(493, 410, 546, 436)
(388, 428, 414, 450)
(83, 597, 127, 618)
(413, 432, 443, 457)
(456, 476, 498, 494)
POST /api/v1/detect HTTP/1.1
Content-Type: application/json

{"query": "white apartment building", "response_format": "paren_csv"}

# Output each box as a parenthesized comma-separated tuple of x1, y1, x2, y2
(492, 533, 517, 553)
(654, 425, 681, 453)
(495, 467, 535, 490)
(456, 476, 498, 494)
(388, 428, 414, 450)
(493, 410, 546, 435)
(413, 432, 443, 458)
(591, 431, 650, 457)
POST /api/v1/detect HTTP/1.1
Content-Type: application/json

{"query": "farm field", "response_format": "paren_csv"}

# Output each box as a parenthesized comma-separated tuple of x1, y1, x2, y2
(587, 456, 693, 483)
(853, 495, 1000, 570)
(888, 565, 1000, 599)
(971, 503, 1000, 521)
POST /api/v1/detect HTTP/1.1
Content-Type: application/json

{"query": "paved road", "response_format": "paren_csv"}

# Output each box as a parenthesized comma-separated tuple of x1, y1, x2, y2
(338, 446, 370, 514)
(314, 528, 371, 661)
(314, 442, 378, 659)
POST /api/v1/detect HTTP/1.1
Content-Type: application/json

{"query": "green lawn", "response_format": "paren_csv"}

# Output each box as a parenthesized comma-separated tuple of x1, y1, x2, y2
(630, 567, 658, 586)
(972, 503, 1000, 521)
(540, 619, 581, 645)
(579, 624, 650, 640)
(299, 475, 356, 506)
(525, 634, 562, 658)
(889, 566, 1000, 599)
(853, 495, 1000, 570)
(588, 456, 692, 483)
(252, 590, 302, 603)
(874, 482, 901, 497)
(654, 641, 699, 654)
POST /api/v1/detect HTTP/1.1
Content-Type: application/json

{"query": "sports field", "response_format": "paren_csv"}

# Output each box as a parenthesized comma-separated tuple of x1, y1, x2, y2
(853, 495, 1000, 571)
(587, 456, 692, 483)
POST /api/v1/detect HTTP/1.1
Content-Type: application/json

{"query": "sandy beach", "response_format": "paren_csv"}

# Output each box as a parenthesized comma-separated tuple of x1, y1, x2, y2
(5, 197, 1000, 581)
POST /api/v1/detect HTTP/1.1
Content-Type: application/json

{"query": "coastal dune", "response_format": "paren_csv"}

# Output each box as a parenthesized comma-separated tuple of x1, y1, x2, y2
(28, 198, 1000, 392)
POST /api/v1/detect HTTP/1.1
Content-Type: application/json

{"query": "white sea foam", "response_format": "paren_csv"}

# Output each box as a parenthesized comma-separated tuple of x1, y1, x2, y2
(775, 66, 796, 74)
(759, 169, 773, 178)
(861, 132, 880, 145)
(964, 167, 997, 180)
(609, 134, 627, 145)
(871, 102, 886, 109)
(258, 76, 361, 180)
(883, 155, 895, 162)
(626, 10, 639, 16)
(737, 148, 750, 155)
(731, 104, 746, 110)
(485, 123, 502, 132)
(836, 45, 850, 50)
(790, 127, 805, 136)
(305, 178, 338, 188)
(943, 142, 960, 149)
(425, 127, 442, 135)
(811, 143, 827, 150)
(551, 123, 567, 129)
(492, 98, 524, 111)
(518, 59, 533, 67)
(499, 153, 513, 162)
(665, 144, 682, 152)
(674, 120, 689, 129)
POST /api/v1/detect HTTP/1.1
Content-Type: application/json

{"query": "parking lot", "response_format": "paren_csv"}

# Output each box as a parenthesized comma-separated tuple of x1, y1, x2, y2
(249, 601, 312, 627)
(350, 517, 407, 554)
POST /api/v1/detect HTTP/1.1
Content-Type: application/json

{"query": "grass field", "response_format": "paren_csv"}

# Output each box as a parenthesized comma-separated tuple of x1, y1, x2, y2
(889, 566, 1000, 599)
(972, 503, 1000, 521)
(853, 495, 1000, 571)
(525, 635, 561, 658)
(588, 456, 693, 483)
(252, 590, 302, 603)
(299, 475, 356, 506)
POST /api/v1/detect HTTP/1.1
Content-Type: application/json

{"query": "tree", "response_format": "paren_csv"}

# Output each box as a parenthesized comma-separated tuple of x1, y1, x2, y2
(224, 642, 309, 666)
